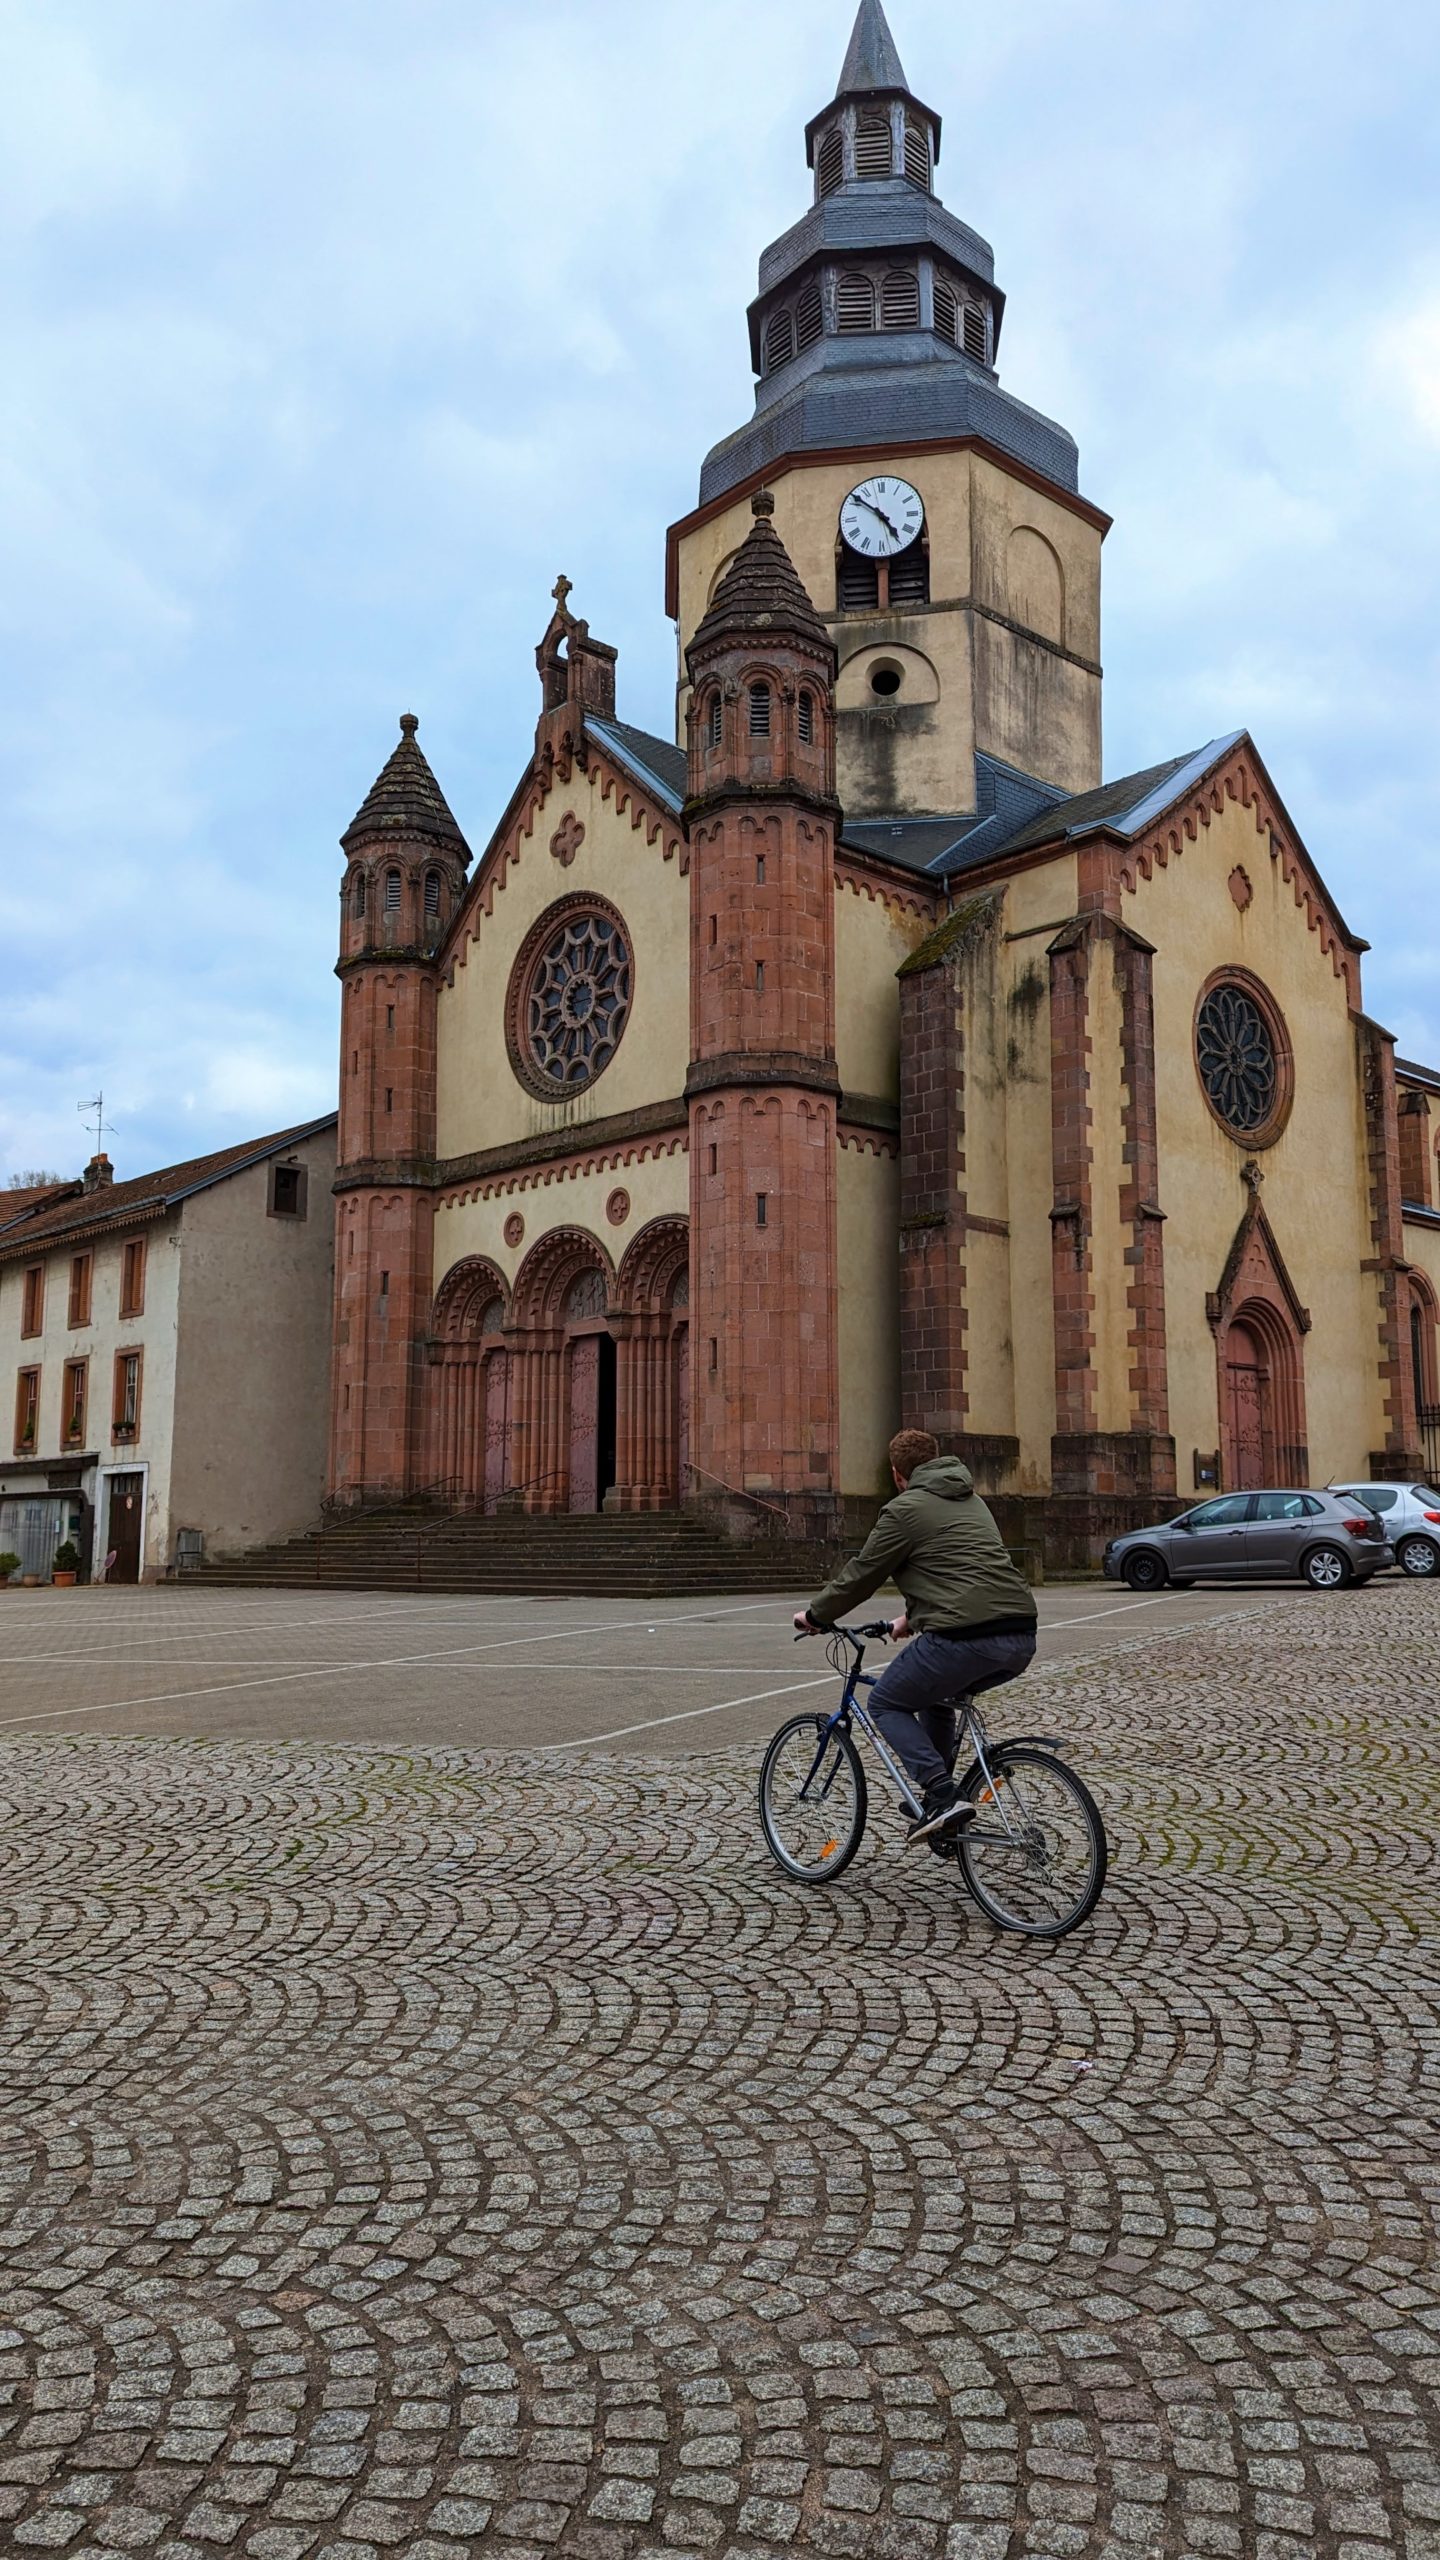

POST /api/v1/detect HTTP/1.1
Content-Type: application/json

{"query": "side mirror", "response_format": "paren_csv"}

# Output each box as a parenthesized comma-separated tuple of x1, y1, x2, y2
(1178, 1517, 1196, 1534)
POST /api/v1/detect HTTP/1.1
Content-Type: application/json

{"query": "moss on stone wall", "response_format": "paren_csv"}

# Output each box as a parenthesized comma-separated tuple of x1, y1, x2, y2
(896, 890, 1002, 980)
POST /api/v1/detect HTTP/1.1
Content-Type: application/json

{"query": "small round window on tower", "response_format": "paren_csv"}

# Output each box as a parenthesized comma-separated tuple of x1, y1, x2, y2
(870, 663, 904, 700)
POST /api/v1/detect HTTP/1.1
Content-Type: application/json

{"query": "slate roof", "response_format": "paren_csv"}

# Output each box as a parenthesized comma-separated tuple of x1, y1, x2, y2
(343, 715, 472, 857)
(837, 0, 910, 97)
(586, 719, 688, 814)
(0, 1119, 338, 1263)
(1397, 1056, 1440, 1095)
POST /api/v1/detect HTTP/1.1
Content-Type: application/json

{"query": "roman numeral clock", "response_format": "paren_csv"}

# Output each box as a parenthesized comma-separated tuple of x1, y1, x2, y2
(837, 475, 929, 611)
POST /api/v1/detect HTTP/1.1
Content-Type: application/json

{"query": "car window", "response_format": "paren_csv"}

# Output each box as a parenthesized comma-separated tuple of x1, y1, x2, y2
(1413, 1487, 1440, 1507)
(1335, 1494, 1379, 1518)
(1188, 1497, 1252, 1528)
(1302, 1496, 1325, 1517)
(1352, 1487, 1397, 1512)
(1254, 1494, 1309, 1520)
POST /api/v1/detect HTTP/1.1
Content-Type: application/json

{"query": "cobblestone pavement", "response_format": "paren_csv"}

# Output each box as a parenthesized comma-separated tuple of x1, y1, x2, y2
(0, 1590, 1436, 2560)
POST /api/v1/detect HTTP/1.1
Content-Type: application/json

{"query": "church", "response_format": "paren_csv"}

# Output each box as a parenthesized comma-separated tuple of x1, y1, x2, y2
(326, 0, 1440, 1568)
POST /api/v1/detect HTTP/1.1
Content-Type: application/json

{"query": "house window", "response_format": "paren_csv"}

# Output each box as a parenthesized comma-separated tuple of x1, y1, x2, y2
(880, 269, 920, 330)
(816, 126, 845, 198)
(21, 1266, 43, 1338)
(795, 280, 824, 352)
(268, 1162, 308, 1221)
(68, 1254, 93, 1329)
(14, 1367, 40, 1455)
(749, 683, 772, 737)
(113, 1350, 142, 1442)
(798, 692, 815, 745)
(836, 272, 876, 335)
(120, 1239, 147, 1319)
(854, 109, 893, 179)
(384, 870, 402, 914)
(63, 1359, 88, 1448)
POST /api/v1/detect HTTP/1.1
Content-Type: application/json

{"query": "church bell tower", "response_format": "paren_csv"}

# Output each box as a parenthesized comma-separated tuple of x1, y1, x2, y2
(667, 0, 1107, 827)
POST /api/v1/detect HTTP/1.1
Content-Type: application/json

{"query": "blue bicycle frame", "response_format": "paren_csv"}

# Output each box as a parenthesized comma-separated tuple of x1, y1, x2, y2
(801, 1622, 1064, 1838)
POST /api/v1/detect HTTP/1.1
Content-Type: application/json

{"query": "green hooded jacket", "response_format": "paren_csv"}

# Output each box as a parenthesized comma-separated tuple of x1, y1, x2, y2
(807, 1457, 1037, 1636)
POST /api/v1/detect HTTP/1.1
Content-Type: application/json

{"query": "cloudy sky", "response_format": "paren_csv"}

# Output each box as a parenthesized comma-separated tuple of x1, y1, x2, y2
(3, 0, 1438, 1183)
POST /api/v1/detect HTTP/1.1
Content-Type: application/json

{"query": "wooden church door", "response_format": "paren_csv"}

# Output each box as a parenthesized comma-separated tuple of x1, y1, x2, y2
(1225, 1322, 1270, 1490)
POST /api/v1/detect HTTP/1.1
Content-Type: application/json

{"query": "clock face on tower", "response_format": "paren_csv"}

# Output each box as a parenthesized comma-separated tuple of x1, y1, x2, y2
(839, 475, 925, 559)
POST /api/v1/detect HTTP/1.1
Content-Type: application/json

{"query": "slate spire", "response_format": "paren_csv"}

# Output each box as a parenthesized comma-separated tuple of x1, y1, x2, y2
(342, 713, 470, 856)
(837, 0, 909, 98)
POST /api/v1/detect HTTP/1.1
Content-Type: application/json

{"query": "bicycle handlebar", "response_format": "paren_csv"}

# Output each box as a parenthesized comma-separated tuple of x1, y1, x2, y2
(794, 1618, 894, 1645)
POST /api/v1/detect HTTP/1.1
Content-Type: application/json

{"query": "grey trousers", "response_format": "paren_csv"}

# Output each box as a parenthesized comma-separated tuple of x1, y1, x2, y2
(867, 1629, 1037, 1795)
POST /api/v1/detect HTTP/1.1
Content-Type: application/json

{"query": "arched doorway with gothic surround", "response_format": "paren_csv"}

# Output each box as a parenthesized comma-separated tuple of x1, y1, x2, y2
(1219, 1298, 1307, 1491)
(614, 1217, 691, 1512)
(428, 1258, 512, 1512)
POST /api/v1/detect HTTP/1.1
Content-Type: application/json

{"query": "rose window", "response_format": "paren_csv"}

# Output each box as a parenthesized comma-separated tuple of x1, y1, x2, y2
(1196, 982, 1279, 1137)
(522, 909, 632, 1096)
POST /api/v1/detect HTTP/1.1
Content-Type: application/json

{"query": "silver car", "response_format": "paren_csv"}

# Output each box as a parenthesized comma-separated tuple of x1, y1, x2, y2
(1331, 1482, 1440, 1580)
(1103, 1489, 1393, 1593)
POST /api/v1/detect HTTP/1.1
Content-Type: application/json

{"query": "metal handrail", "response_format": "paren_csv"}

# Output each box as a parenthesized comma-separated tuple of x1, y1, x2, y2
(685, 1463, 792, 1531)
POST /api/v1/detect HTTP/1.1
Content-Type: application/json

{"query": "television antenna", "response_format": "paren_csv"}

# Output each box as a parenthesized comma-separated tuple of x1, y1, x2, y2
(78, 1092, 116, 1154)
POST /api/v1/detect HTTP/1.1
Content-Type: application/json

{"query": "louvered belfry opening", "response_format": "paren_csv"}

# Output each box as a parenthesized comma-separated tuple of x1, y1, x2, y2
(795, 281, 824, 352)
(934, 278, 958, 346)
(880, 268, 920, 330)
(836, 272, 876, 335)
(707, 693, 723, 749)
(816, 125, 845, 198)
(837, 552, 880, 612)
(904, 119, 931, 189)
(963, 302, 989, 363)
(764, 309, 795, 374)
(798, 691, 815, 745)
(749, 682, 772, 737)
(888, 539, 930, 606)
(854, 108, 893, 179)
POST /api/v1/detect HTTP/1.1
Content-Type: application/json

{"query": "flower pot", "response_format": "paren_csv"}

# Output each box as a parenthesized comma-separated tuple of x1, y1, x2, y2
(52, 1572, 78, 1588)
(21, 1576, 41, 1588)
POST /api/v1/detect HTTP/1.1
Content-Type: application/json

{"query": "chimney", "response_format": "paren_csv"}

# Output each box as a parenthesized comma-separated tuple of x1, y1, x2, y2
(83, 1153, 114, 1194)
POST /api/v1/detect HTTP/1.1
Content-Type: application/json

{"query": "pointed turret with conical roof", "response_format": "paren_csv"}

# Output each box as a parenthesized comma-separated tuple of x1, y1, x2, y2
(330, 713, 471, 1512)
(836, 0, 910, 96)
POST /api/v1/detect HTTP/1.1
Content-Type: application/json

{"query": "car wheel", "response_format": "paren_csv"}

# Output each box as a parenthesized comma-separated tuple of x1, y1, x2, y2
(1122, 1550, 1168, 1593)
(1397, 1535, 1439, 1579)
(1302, 1544, 1351, 1591)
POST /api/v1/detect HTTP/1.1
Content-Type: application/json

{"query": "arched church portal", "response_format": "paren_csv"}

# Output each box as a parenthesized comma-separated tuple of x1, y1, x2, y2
(1221, 1301, 1307, 1492)
(429, 1221, 691, 1516)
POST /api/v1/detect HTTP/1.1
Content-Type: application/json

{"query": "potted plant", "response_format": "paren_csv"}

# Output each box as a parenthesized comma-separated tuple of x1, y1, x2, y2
(0, 1553, 19, 1589)
(52, 1541, 81, 1589)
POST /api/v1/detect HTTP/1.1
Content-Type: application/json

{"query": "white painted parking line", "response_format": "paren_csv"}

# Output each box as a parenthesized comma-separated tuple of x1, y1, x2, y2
(546, 1675, 839, 1749)
(0, 1599, 788, 1731)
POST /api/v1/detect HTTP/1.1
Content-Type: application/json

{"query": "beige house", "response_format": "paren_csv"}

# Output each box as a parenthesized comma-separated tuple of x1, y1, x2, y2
(320, 1, 1439, 1571)
(0, 1120, 336, 1584)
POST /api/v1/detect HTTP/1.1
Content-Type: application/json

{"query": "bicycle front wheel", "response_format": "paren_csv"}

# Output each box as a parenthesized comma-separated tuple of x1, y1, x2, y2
(759, 1715, 868, 1885)
(955, 1746, 1107, 1938)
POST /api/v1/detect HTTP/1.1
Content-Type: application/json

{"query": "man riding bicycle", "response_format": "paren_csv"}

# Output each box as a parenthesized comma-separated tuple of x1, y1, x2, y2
(795, 1430, 1038, 1848)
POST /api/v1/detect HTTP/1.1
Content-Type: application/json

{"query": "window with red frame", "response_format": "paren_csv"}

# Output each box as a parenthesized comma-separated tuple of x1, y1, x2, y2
(120, 1240, 147, 1319)
(63, 1359, 88, 1447)
(14, 1368, 40, 1454)
(68, 1253, 93, 1328)
(21, 1266, 44, 1337)
(113, 1350, 142, 1441)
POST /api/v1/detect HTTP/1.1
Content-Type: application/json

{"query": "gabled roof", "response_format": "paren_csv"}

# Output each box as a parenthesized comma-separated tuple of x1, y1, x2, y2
(343, 714, 471, 857)
(586, 718, 687, 814)
(982, 735, 1246, 862)
(1397, 1056, 1440, 1097)
(0, 1118, 338, 1264)
(0, 1180, 71, 1224)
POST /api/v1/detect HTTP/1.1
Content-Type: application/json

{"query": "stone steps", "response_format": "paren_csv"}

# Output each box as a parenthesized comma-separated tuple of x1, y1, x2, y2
(187, 1511, 833, 1597)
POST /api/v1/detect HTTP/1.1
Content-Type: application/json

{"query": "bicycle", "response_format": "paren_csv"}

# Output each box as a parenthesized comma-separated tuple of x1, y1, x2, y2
(758, 1620, 1108, 1939)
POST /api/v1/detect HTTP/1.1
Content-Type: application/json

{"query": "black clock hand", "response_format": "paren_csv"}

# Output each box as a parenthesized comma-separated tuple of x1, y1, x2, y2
(856, 495, 900, 539)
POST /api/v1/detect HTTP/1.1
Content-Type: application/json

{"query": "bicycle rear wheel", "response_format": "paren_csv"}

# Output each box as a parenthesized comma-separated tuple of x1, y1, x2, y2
(955, 1745, 1107, 1938)
(759, 1715, 868, 1884)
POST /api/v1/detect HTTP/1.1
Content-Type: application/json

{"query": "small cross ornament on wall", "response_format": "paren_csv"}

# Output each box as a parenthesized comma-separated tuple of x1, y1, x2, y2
(550, 813, 586, 867)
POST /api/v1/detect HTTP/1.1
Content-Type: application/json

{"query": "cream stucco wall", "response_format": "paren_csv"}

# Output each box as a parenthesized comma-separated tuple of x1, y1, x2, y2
(433, 1143, 690, 1301)
(436, 764, 691, 1166)
(673, 450, 1103, 818)
(1130, 810, 1384, 1482)
(994, 861, 1074, 1485)
(834, 877, 929, 1103)
(170, 1129, 337, 1556)
(837, 1141, 900, 1497)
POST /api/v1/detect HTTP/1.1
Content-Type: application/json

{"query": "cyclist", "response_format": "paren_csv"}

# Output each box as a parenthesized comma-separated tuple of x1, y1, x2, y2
(794, 1429, 1038, 1848)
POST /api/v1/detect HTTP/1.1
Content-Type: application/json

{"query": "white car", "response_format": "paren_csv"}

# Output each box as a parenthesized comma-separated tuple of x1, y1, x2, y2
(1332, 1482, 1440, 1579)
